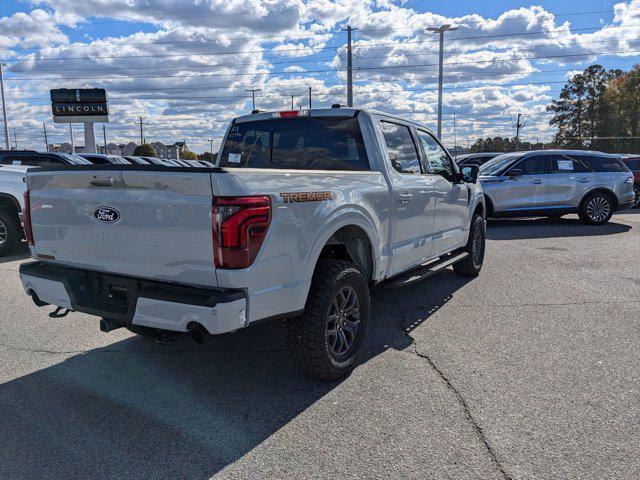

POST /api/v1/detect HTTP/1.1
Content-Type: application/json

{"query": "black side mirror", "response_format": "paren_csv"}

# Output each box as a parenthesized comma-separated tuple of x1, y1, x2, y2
(507, 169, 522, 178)
(460, 165, 479, 183)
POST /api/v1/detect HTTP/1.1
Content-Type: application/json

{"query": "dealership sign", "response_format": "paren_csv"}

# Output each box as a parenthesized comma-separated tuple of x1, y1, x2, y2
(50, 88, 109, 123)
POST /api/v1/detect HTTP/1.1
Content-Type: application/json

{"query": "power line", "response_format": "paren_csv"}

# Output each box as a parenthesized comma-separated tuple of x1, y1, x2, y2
(4, 35, 628, 78)
(4, 22, 639, 64)
(7, 6, 640, 56)
(8, 55, 339, 74)
(6, 47, 640, 85)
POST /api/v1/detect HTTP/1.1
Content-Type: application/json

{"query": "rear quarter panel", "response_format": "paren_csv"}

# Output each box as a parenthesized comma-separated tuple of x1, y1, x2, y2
(211, 169, 390, 322)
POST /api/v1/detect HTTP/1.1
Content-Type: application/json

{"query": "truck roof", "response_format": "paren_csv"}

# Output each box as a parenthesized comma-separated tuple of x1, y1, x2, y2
(233, 107, 437, 135)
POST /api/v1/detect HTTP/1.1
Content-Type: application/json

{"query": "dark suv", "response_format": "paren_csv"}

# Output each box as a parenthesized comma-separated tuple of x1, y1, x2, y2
(0, 150, 91, 167)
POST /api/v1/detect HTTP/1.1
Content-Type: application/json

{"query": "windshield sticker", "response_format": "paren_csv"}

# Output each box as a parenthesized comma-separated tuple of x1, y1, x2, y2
(228, 153, 242, 163)
(557, 160, 574, 171)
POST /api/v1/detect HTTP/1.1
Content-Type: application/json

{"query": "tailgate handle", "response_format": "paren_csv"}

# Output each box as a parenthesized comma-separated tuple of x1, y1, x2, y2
(90, 177, 116, 187)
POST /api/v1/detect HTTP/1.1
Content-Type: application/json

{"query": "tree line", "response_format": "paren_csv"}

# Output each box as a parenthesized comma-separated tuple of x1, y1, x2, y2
(133, 143, 217, 161)
(468, 64, 639, 154)
(548, 64, 639, 153)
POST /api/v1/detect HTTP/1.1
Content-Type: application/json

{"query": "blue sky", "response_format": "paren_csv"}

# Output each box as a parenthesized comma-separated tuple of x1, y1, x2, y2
(1, 0, 639, 152)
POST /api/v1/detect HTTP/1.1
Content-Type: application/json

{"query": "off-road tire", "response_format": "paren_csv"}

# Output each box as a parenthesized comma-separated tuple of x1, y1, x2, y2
(579, 191, 614, 225)
(286, 259, 370, 381)
(453, 213, 486, 277)
(0, 208, 20, 257)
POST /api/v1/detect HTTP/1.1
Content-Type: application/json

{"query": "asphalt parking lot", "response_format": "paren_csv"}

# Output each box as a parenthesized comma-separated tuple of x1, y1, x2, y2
(1, 212, 639, 480)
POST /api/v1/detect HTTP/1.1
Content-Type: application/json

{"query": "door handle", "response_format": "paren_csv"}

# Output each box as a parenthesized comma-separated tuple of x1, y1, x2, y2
(530, 179, 543, 185)
(397, 193, 413, 204)
(577, 178, 590, 183)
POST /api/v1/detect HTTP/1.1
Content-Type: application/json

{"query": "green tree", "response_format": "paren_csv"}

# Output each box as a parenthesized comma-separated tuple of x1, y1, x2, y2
(547, 65, 622, 150)
(133, 144, 157, 157)
(181, 150, 198, 160)
(198, 152, 217, 162)
(604, 64, 640, 152)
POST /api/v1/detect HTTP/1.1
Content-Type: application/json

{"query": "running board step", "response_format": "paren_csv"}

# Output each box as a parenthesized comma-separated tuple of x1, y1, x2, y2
(385, 252, 469, 288)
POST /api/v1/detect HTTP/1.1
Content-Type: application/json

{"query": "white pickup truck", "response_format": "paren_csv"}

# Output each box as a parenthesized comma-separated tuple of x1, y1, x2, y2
(19, 108, 486, 380)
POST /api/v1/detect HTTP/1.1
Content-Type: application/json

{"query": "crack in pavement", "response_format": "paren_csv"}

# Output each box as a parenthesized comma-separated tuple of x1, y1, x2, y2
(372, 290, 511, 480)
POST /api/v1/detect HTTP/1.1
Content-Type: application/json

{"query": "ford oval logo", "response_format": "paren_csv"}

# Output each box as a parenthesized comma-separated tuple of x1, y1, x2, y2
(93, 206, 120, 223)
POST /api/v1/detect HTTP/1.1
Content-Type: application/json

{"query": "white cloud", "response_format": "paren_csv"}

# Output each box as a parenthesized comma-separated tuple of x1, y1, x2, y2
(4, 1, 640, 150)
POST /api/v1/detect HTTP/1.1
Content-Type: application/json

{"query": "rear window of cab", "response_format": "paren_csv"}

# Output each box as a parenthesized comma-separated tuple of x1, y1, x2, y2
(219, 117, 370, 171)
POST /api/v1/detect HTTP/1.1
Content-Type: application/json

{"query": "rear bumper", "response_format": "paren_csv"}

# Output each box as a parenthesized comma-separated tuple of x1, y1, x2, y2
(19, 262, 247, 335)
(618, 200, 635, 211)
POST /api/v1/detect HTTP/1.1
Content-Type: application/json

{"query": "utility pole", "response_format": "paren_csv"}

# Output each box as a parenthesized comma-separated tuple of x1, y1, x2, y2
(346, 25, 354, 107)
(291, 95, 294, 110)
(453, 110, 457, 150)
(245, 88, 261, 111)
(308, 86, 312, 109)
(103, 125, 107, 153)
(12, 127, 17, 150)
(42, 122, 49, 151)
(69, 124, 75, 153)
(0, 62, 9, 150)
(515, 113, 525, 150)
(208, 139, 215, 156)
(427, 24, 458, 139)
(134, 116, 147, 145)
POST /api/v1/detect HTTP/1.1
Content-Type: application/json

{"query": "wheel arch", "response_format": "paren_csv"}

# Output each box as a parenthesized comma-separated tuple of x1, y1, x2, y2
(580, 187, 618, 210)
(0, 193, 21, 214)
(483, 193, 495, 217)
(304, 210, 382, 286)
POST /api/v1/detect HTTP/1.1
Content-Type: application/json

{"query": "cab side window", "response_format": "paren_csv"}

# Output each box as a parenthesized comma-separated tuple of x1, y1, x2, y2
(509, 155, 547, 175)
(415, 130, 455, 181)
(380, 121, 422, 174)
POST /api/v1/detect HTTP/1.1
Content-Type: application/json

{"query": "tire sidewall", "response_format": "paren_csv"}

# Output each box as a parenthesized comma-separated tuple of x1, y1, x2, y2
(323, 269, 370, 371)
(470, 213, 486, 270)
(580, 192, 614, 225)
(0, 210, 18, 256)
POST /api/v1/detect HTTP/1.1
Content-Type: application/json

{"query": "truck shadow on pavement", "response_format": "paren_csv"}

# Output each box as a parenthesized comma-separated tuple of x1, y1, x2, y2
(0, 272, 470, 479)
(486, 217, 631, 240)
(0, 244, 30, 265)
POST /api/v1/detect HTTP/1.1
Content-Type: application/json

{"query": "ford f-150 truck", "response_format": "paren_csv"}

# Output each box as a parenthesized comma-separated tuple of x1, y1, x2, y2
(19, 108, 486, 380)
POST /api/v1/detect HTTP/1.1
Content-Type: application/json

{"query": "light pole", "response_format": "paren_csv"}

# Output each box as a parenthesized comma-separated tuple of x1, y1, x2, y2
(0, 62, 9, 150)
(427, 24, 458, 139)
(245, 88, 261, 111)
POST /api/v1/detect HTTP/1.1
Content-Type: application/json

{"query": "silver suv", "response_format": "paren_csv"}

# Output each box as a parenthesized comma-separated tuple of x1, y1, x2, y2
(479, 150, 635, 225)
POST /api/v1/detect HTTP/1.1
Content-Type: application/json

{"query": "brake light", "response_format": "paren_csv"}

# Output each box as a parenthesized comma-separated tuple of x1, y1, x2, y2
(23, 190, 34, 246)
(270, 110, 309, 118)
(213, 196, 271, 269)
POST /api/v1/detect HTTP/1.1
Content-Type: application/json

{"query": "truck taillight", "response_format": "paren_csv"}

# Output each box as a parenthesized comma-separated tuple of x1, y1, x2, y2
(23, 190, 34, 246)
(213, 196, 271, 269)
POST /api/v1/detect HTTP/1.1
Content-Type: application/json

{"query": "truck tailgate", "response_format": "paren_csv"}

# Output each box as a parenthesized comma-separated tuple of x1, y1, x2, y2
(27, 168, 218, 287)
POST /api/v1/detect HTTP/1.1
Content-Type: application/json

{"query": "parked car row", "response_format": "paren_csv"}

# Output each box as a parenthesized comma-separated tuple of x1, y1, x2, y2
(0, 150, 214, 169)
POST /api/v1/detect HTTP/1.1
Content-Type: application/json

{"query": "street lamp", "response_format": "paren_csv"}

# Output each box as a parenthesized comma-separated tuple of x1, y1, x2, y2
(427, 24, 458, 139)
